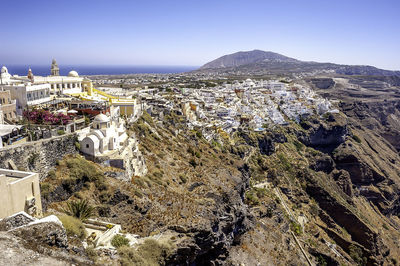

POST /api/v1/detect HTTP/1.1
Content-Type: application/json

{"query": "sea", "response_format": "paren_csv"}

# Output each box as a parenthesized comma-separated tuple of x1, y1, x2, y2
(4, 65, 198, 76)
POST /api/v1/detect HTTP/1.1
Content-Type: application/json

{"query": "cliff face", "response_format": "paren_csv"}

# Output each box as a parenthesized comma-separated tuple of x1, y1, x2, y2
(222, 112, 400, 265)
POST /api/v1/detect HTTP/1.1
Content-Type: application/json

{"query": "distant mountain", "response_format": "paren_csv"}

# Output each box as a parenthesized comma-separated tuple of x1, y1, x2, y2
(200, 50, 298, 69)
(199, 50, 400, 77)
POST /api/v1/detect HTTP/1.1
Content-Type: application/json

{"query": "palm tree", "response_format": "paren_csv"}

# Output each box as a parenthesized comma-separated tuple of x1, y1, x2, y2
(63, 199, 94, 221)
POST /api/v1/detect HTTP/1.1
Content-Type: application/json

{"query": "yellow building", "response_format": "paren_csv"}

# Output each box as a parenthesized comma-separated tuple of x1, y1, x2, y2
(76, 79, 138, 117)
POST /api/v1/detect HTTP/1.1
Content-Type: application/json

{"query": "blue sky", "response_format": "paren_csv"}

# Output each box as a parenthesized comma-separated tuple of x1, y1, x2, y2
(1, 0, 399, 70)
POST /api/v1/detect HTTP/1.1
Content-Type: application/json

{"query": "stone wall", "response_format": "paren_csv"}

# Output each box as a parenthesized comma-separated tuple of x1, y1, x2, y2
(0, 134, 78, 180)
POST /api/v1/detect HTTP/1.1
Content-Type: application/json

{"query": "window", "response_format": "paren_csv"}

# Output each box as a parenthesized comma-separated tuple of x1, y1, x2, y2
(86, 144, 89, 148)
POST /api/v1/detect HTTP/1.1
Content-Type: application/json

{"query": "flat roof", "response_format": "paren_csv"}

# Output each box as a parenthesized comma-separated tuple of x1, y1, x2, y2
(0, 168, 37, 185)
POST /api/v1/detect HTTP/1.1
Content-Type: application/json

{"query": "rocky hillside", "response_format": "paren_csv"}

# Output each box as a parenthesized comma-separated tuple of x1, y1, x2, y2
(8, 106, 400, 265)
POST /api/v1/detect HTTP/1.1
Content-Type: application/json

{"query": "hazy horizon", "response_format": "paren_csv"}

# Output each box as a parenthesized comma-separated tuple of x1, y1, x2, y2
(1, 0, 399, 70)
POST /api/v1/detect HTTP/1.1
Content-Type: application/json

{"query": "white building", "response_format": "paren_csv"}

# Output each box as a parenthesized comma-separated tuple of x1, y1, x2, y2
(32, 59, 84, 95)
(1, 60, 84, 96)
(80, 109, 128, 157)
(0, 66, 12, 85)
(3, 83, 51, 115)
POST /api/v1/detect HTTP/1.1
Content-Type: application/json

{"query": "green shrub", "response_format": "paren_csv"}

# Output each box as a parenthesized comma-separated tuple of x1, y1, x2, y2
(63, 199, 94, 221)
(40, 183, 52, 200)
(47, 170, 56, 180)
(58, 214, 86, 239)
(245, 191, 260, 206)
(290, 220, 302, 236)
(352, 134, 362, 143)
(179, 175, 187, 184)
(293, 140, 304, 152)
(57, 129, 65, 135)
(75, 141, 81, 150)
(65, 156, 106, 191)
(317, 255, 327, 266)
(349, 244, 366, 265)
(195, 130, 202, 139)
(111, 234, 130, 248)
(277, 153, 291, 171)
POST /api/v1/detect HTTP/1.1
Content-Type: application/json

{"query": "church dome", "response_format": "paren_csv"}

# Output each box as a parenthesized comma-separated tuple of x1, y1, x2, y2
(94, 113, 110, 123)
(68, 70, 79, 77)
(1, 66, 8, 74)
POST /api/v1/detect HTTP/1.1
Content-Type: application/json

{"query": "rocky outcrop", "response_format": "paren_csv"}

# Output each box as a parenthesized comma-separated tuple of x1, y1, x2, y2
(11, 221, 68, 250)
(331, 169, 353, 197)
(309, 78, 335, 90)
(307, 124, 348, 153)
(236, 131, 287, 156)
(298, 114, 349, 153)
(333, 142, 385, 185)
(309, 154, 335, 173)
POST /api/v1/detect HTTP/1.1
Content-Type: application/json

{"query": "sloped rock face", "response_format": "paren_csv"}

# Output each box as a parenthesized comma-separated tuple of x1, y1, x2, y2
(167, 199, 253, 265)
(333, 142, 385, 185)
(309, 154, 335, 173)
(309, 78, 335, 90)
(340, 100, 400, 153)
(331, 169, 353, 197)
(11, 221, 68, 250)
(298, 114, 349, 153)
(305, 175, 387, 265)
(237, 131, 287, 156)
(307, 124, 348, 153)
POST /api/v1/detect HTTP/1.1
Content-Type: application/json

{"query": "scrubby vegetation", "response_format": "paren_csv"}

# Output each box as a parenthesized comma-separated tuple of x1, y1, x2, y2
(111, 234, 130, 248)
(349, 244, 367, 266)
(58, 214, 86, 239)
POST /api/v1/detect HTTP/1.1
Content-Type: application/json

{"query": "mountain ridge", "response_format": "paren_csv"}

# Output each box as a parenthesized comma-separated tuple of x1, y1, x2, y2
(199, 49, 400, 76)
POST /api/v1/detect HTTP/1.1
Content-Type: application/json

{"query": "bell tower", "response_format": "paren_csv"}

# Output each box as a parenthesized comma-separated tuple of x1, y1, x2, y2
(51, 59, 60, 76)
(27, 68, 34, 82)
